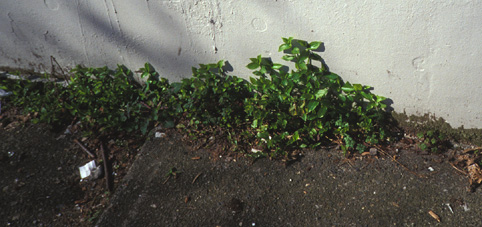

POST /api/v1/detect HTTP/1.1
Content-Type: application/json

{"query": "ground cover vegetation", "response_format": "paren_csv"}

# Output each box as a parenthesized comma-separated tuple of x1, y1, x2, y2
(3, 38, 482, 226)
(0, 38, 434, 159)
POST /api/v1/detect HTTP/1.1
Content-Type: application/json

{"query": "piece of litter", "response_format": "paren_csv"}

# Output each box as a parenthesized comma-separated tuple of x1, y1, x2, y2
(251, 148, 262, 153)
(155, 132, 166, 138)
(462, 203, 470, 211)
(445, 203, 453, 214)
(428, 210, 441, 222)
(79, 160, 101, 179)
(428, 167, 435, 172)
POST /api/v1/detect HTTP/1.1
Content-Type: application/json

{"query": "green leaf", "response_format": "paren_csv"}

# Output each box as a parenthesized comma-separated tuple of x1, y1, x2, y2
(249, 77, 257, 84)
(376, 96, 386, 103)
(247, 62, 260, 70)
(282, 55, 295, 61)
(217, 60, 225, 68)
(292, 47, 300, 54)
(297, 61, 307, 70)
(316, 106, 327, 118)
(325, 73, 339, 80)
(282, 37, 294, 44)
(281, 79, 288, 86)
(360, 92, 373, 101)
(293, 131, 300, 141)
(307, 101, 319, 113)
(353, 84, 363, 91)
(419, 143, 427, 151)
(308, 41, 322, 50)
(314, 88, 328, 99)
(341, 83, 354, 92)
(272, 63, 283, 70)
(281, 119, 288, 128)
(417, 132, 424, 138)
(252, 119, 258, 128)
(279, 44, 291, 52)
(259, 66, 267, 74)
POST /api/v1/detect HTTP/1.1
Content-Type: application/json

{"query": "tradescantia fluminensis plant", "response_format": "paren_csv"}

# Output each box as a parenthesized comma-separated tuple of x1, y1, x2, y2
(1, 37, 393, 157)
(244, 37, 390, 155)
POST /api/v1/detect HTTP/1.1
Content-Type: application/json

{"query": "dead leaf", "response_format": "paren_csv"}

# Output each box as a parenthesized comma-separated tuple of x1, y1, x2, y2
(467, 164, 482, 185)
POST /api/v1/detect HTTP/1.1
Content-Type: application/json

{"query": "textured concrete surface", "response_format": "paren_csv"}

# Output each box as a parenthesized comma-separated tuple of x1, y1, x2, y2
(1, 1, 481, 128)
(96, 132, 482, 226)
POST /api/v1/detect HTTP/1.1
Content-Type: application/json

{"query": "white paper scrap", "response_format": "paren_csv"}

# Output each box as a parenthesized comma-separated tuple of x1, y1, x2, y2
(79, 160, 97, 179)
(155, 132, 166, 138)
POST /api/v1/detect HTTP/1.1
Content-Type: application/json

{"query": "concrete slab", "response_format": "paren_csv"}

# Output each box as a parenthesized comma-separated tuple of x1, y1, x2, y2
(97, 132, 482, 226)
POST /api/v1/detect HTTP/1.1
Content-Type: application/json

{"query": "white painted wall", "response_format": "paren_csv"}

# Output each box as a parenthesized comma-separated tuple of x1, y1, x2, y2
(0, 0, 481, 129)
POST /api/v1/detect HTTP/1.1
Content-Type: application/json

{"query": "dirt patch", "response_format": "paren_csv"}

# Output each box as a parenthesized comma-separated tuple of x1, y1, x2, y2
(0, 121, 140, 226)
(1, 120, 481, 226)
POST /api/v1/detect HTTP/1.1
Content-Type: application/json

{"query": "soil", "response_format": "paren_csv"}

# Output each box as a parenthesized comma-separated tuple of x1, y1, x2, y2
(1, 113, 482, 226)
(0, 114, 141, 226)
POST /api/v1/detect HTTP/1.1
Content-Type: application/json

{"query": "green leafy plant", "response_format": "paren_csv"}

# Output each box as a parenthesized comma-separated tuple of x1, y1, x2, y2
(417, 130, 447, 153)
(0, 74, 68, 125)
(165, 167, 181, 177)
(169, 60, 251, 129)
(244, 37, 390, 155)
(1, 37, 395, 158)
(1, 64, 171, 136)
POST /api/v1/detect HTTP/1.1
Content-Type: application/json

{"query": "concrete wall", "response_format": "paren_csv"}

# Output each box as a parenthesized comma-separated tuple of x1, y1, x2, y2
(1, 0, 481, 129)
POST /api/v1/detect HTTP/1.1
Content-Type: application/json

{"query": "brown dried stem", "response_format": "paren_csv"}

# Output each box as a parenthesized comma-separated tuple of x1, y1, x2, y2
(73, 139, 96, 158)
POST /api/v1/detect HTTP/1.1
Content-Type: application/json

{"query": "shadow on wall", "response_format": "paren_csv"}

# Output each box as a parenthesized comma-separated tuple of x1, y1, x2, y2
(66, 1, 202, 80)
(2, 1, 209, 81)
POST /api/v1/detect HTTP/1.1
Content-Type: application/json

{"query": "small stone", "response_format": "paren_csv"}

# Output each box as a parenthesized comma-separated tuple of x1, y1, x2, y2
(369, 148, 378, 156)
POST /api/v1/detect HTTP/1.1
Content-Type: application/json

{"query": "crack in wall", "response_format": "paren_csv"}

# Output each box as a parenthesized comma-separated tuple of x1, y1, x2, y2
(179, 0, 225, 55)
(103, 0, 126, 63)
(210, 0, 222, 54)
(75, 0, 90, 64)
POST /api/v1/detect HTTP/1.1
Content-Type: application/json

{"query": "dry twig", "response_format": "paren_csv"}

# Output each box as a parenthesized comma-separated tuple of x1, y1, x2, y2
(192, 172, 202, 184)
(101, 144, 113, 192)
(74, 139, 96, 158)
(450, 162, 468, 176)
(375, 145, 425, 178)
